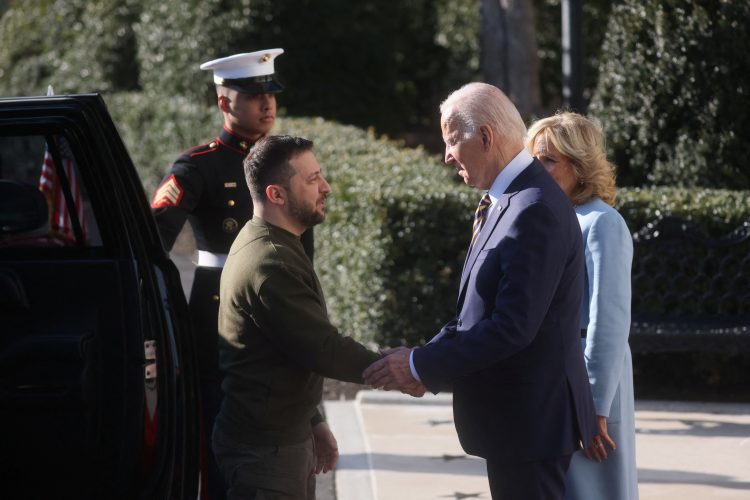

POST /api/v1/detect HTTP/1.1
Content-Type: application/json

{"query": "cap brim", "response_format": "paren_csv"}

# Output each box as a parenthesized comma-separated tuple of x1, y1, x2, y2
(220, 77, 284, 94)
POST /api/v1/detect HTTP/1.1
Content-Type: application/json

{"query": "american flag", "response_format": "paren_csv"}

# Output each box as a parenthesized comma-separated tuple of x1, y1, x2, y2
(38, 137, 87, 244)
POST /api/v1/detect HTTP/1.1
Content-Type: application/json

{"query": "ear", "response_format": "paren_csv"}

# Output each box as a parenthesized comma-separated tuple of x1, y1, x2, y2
(218, 95, 231, 113)
(265, 184, 286, 206)
(479, 124, 493, 151)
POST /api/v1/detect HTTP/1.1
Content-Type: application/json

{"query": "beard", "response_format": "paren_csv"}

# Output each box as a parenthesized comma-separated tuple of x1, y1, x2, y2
(288, 193, 325, 228)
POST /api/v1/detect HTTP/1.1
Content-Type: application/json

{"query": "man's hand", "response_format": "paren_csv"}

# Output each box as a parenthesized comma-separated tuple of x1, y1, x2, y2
(582, 415, 616, 462)
(312, 421, 339, 474)
(400, 380, 427, 397)
(363, 347, 425, 397)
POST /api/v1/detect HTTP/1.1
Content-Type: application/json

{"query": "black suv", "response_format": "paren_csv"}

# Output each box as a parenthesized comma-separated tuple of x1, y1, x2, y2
(0, 95, 201, 499)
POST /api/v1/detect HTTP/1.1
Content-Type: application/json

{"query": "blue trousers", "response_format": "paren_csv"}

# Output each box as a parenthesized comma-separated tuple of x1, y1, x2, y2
(487, 454, 573, 500)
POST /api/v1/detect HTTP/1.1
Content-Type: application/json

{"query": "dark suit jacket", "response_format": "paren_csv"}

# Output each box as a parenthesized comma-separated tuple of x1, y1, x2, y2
(413, 159, 596, 463)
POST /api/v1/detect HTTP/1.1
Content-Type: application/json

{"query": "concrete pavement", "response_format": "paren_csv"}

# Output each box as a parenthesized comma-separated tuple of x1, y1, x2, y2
(325, 391, 750, 500)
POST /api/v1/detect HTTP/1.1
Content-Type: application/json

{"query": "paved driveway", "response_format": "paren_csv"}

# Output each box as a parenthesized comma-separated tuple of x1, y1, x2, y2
(326, 392, 750, 500)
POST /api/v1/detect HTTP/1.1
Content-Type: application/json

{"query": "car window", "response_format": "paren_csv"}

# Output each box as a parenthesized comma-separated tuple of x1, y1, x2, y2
(0, 134, 102, 249)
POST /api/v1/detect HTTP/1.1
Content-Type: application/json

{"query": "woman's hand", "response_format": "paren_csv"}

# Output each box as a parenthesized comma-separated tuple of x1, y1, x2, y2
(583, 415, 616, 462)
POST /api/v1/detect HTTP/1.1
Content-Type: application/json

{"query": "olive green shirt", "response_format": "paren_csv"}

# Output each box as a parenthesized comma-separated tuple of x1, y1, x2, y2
(216, 217, 379, 445)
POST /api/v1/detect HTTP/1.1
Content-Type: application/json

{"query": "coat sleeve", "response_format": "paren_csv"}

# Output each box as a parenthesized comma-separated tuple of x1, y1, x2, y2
(255, 262, 380, 383)
(151, 157, 205, 251)
(427, 318, 459, 344)
(582, 210, 633, 417)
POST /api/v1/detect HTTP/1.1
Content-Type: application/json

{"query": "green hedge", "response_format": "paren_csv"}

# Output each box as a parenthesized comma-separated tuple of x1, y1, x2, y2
(105, 93, 749, 347)
(616, 187, 750, 237)
(0, 0, 139, 96)
(107, 92, 219, 195)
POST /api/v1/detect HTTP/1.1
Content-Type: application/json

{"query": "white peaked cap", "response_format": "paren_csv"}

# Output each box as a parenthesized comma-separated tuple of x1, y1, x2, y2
(200, 49, 285, 93)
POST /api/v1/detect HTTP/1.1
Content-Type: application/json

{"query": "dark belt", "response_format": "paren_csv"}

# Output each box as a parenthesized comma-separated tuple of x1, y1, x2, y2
(580, 329, 587, 338)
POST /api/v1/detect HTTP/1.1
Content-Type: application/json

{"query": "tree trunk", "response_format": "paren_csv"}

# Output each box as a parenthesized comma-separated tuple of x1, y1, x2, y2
(481, 0, 541, 117)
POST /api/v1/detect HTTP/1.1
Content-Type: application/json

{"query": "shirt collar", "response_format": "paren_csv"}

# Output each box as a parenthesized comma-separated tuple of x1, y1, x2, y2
(486, 149, 534, 204)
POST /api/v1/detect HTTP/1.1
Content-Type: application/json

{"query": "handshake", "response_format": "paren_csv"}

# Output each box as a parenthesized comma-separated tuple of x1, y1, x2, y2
(362, 346, 426, 398)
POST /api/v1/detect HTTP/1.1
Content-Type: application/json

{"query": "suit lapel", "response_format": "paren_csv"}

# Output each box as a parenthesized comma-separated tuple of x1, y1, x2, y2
(455, 195, 510, 310)
(455, 160, 543, 309)
(459, 194, 510, 292)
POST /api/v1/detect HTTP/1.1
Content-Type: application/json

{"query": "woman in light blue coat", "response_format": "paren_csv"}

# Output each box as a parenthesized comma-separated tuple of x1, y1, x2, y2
(527, 112, 639, 500)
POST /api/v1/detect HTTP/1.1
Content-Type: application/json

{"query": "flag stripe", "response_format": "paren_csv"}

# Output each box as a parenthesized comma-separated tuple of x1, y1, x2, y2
(39, 143, 87, 244)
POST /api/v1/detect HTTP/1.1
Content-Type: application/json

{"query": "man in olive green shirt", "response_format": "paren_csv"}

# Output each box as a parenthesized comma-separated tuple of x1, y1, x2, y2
(214, 135, 380, 500)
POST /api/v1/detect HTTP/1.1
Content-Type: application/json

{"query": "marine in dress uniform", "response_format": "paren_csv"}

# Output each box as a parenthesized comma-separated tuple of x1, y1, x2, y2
(150, 48, 313, 500)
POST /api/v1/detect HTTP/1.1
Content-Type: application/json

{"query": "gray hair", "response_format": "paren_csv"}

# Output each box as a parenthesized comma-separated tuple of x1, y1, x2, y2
(440, 82, 526, 144)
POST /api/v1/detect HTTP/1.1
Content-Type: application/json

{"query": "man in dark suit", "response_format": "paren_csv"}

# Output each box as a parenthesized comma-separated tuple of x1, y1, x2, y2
(363, 82, 597, 499)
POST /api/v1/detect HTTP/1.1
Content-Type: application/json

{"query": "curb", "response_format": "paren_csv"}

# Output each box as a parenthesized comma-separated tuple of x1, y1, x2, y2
(324, 391, 454, 500)
(356, 390, 453, 406)
(324, 399, 378, 500)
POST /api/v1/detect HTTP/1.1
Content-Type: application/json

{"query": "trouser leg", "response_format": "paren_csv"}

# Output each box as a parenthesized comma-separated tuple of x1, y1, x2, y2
(486, 454, 573, 500)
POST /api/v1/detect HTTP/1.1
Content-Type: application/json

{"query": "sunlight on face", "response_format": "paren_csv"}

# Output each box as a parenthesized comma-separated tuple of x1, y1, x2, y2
(533, 134, 578, 198)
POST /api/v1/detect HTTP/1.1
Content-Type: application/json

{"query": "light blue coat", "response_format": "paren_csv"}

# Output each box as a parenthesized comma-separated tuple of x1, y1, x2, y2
(565, 198, 639, 500)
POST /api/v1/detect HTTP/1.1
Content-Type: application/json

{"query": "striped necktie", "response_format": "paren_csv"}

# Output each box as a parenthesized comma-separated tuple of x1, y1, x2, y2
(470, 193, 492, 249)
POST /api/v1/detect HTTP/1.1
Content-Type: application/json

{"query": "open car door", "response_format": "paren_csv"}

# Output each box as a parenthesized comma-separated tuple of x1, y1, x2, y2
(0, 94, 200, 499)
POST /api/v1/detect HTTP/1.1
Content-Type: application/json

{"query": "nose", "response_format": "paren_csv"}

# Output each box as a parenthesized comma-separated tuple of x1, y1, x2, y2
(444, 148, 454, 165)
(260, 94, 274, 110)
(320, 176, 332, 194)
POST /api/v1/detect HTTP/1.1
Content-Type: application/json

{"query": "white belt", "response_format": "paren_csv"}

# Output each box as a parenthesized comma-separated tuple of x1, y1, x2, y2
(197, 250, 228, 268)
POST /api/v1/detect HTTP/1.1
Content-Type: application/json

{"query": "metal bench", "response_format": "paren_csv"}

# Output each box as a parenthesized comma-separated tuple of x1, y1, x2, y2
(629, 216, 750, 354)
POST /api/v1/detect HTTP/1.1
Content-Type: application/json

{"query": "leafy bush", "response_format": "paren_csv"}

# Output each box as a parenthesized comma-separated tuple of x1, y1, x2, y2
(532, 0, 613, 112)
(133, 0, 266, 104)
(0, 0, 139, 96)
(107, 92, 219, 195)
(243, 1, 456, 133)
(0, 0, 479, 135)
(590, 0, 750, 188)
(617, 187, 750, 237)
(104, 94, 750, 349)
(433, 0, 481, 112)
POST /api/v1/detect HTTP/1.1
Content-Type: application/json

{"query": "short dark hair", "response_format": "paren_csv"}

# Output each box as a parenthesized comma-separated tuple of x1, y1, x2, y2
(244, 135, 314, 202)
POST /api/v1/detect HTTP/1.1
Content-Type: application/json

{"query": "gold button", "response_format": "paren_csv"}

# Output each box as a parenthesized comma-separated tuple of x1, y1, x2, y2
(212, 295, 219, 301)
(227, 199, 235, 207)
(239, 141, 249, 150)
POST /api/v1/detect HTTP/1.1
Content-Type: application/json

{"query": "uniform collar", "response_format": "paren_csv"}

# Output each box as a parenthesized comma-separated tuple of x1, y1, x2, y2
(219, 125, 254, 153)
